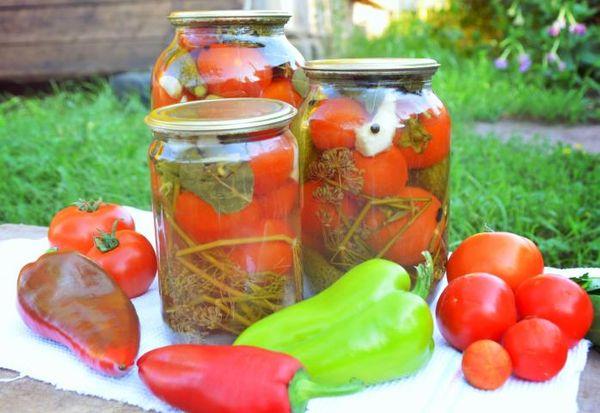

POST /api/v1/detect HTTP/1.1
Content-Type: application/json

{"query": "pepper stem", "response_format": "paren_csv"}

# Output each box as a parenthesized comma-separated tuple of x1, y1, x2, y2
(93, 220, 120, 253)
(288, 369, 363, 413)
(412, 251, 434, 299)
(73, 198, 102, 212)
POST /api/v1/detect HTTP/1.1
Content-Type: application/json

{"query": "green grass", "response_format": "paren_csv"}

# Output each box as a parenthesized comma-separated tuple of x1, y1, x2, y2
(0, 83, 151, 222)
(1, 82, 598, 267)
(343, 30, 599, 124)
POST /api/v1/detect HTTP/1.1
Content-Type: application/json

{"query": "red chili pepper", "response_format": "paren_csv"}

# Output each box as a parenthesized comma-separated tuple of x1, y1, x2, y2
(17, 251, 140, 376)
(137, 345, 363, 413)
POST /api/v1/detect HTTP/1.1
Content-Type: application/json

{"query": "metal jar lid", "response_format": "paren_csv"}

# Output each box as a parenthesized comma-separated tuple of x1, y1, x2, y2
(145, 98, 297, 135)
(168, 10, 291, 26)
(303, 58, 440, 79)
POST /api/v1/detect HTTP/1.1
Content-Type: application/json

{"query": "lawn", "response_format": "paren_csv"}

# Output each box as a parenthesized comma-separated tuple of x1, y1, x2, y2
(0, 82, 598, 268)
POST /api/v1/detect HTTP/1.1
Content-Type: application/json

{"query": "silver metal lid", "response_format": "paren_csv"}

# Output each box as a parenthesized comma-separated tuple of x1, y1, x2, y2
(145, 98, 297, 135)
(303, 58, 440, 78)
(168, 10, 291, 26)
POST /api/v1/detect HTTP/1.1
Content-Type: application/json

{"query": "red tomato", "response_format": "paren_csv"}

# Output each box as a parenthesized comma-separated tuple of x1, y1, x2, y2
(515, 274, 593, 347)
(87, 230, 157, 298)
(462, 340, 512, 390)
(366, 187, 441, 266)
(436, 273, 518, 351)
(197, 44, 272, 98)
(174, 191, 260, 243)
(229, 219, 295, 275)
(301, 180, 356, 249)
(309, 98, 368, 150)
(447, 232, 545, 291)
(48, 201, 135, 254)
(395, 106, 451, 169)
(502, 318, 568, 382)
(353, 147, 408, 197)
(249, 133, 295, 195)
(256, 178, 299, 218)
(261, 78, 303, 107)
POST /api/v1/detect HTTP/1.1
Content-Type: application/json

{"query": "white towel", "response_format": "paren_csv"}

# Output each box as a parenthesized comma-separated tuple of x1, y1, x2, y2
(0, 208, 594, 413)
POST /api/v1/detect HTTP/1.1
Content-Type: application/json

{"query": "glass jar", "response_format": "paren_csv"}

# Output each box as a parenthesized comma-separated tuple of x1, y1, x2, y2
(145, 98, 302, 344)
(151, 10, 306, 109)
(293, 59, 451, 296)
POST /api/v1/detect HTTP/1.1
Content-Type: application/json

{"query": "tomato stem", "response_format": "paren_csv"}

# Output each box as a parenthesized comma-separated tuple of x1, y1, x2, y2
(74, 198, 102, 212)
(412, 251, 434, 299)
(93, 220, 120, 253)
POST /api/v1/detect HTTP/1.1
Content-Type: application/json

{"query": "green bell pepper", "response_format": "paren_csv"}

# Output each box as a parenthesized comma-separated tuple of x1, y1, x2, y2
(235, 253, 434, 385)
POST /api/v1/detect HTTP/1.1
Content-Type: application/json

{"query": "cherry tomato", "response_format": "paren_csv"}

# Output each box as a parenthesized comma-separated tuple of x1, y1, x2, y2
(462, 340, 512, 390)
(515, 274, 593, 347)
(174, 191, 260, 243)
(447, 232, 545, 291)
(87, 230, 157, 298)
(197, 44, 272, 98)
(48, 200, 135, 254)
(256, 178, 299, 218)
(261, 78, 303, 107)
(353, 146, 408, 197)
(436, 273, 517, 351)
(249, 133, 295, 194)
(395, 105, 451, 169)
(366, 187, 441, 266)
(301, 180, 357, 249)
(502, 318, 568, 382)
(229, 219, 295, 275)
(309, 98, 368, 150)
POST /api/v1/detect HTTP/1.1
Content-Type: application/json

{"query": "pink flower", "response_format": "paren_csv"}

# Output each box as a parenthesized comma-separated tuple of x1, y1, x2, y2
(518, 54, 531, 73)
(548, 22, 562, 37)
(569, 23, 587, 36)
(494, 57, 508, 70)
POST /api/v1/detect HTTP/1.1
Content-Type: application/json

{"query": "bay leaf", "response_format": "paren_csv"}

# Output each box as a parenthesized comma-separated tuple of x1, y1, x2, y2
(179, 160, 254, 214)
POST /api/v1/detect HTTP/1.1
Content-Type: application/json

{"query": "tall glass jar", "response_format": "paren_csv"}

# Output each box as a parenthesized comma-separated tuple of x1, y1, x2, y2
(151, 10, 306, 109)
(145, 98, 302, 344)
(293, 59, 451, 296)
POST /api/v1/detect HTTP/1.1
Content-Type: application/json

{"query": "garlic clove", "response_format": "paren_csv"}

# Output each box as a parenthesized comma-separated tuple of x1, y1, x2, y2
(159, 75, 183, 99)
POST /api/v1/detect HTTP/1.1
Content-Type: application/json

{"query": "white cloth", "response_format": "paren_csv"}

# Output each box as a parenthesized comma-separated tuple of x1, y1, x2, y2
(0, 208, 595, 413)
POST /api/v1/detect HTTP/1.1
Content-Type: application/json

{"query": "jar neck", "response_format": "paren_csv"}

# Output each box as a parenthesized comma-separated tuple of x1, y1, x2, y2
(153, 126, 290, 144)
(308, 76, 433, 93)
(176, 23, 285, 37)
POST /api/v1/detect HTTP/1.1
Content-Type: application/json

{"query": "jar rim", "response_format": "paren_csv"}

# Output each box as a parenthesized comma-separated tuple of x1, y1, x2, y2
(303, 58, 440, 78)
(168, 10, 291, 26)
(145, 98, 297, 135)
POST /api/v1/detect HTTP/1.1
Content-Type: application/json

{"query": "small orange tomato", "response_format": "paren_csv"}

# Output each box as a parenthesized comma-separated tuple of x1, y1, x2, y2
(261, 78, 303, 107)
(353, 147, 408, 197)
(309, 98, 368, 150)
(462, 340, 512, 390)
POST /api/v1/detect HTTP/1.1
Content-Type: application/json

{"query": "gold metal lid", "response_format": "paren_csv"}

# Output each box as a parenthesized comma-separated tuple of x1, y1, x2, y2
(168, 10, 291, 26)
(303, 58, 440, 78)
(145, 98, 297, 135)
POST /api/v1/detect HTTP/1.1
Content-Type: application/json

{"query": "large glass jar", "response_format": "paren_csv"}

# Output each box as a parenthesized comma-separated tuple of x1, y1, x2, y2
(145, 98, 302, 344)
(293, 59, 451, 296)
(151, 10, 306, 109)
